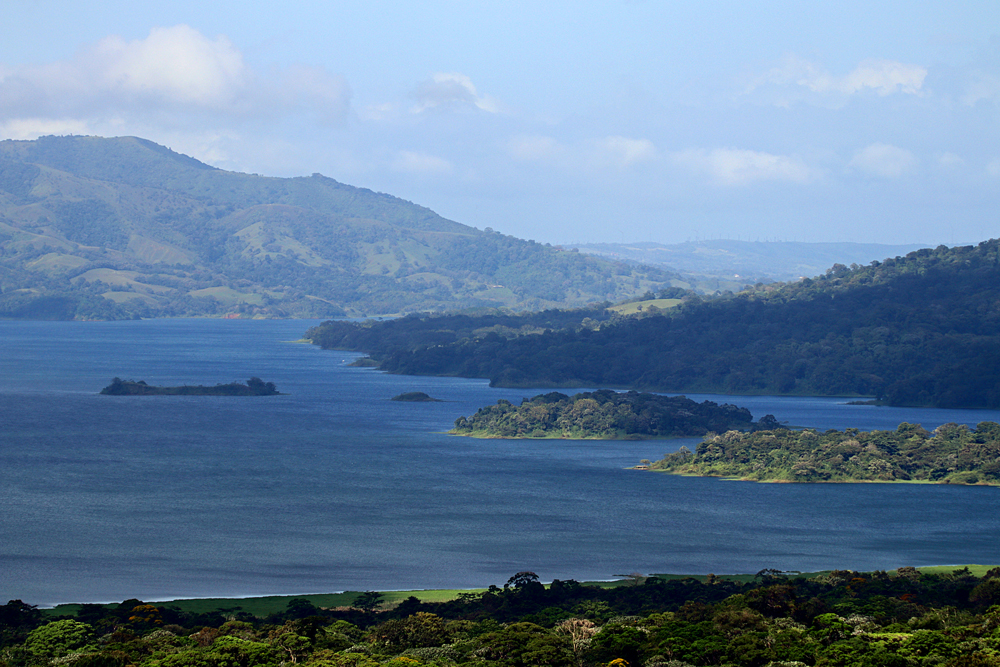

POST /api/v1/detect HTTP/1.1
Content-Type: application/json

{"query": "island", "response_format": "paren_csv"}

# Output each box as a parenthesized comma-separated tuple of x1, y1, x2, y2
(451, 389, 782, 439)
(647, 421, 1000, 486)
(100, 377, 281, 396)
(390, 391, 442, 402)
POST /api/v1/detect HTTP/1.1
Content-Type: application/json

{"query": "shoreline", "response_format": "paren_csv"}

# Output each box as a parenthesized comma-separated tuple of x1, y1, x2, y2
(41, 565, 998, 615)
(643, 469, 1000, 487)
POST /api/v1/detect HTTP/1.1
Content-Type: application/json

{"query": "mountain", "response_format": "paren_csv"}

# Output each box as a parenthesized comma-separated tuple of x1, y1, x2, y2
(307, 241, 1000, 408)
(0, 135, 679, 319)
(570, 240, 931, 285)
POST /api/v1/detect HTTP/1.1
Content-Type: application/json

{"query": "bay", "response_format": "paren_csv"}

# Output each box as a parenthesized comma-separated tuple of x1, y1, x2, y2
(1, 318, 998, 607)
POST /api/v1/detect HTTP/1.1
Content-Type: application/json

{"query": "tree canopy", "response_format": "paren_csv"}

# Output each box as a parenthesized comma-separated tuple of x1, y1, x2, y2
(451, 390, 782, 439)
(650, 421, 1000, 485)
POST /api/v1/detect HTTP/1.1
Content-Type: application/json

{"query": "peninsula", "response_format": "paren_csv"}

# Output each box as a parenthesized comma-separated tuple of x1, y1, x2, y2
(648, 421, 1000, 486)
(100, 377, 281, 396)
(451, 389, 782, 439)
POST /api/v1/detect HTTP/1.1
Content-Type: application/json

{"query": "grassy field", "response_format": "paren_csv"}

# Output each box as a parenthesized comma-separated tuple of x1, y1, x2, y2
(608, 298, 682, 316)
(45, 589, 487, 618)
(43, 565, 996, 618)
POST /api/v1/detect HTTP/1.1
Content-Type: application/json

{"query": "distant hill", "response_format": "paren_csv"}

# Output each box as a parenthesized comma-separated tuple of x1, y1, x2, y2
(0, 135, 679, 319)
(308, 241, 1000, 408)
(570, 240, 930, 285)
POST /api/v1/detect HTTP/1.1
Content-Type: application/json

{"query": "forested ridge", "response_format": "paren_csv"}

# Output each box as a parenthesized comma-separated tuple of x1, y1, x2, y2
(5, 567, 1000, 667)
(0, 135, 677, 320)
(651, 421, 1000, 486)
(307, 240, 1000, 409)
(451, 390, 782, 439)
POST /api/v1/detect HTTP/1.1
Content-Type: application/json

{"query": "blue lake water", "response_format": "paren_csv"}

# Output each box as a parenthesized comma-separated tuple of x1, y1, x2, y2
(1, 318, 999, 607)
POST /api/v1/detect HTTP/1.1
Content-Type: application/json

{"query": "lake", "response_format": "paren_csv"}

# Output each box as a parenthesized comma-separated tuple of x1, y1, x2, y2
(1, 318, 998, 607)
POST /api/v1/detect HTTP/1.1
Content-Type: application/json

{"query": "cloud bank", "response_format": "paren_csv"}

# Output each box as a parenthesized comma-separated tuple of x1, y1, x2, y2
(745, 55, 927, 106)
(0, 25, 350, 138)
(672, 148, 814, 186)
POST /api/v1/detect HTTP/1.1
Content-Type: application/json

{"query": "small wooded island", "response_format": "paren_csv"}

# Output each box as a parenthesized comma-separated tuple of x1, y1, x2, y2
(391, 391, 442, 402)
(100, 377, 280, 396)
(649, 421, 1000, 486)
(451, 389, 782, 439)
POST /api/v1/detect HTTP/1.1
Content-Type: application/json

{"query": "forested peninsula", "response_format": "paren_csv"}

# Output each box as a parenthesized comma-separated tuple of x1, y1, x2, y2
(650, 421, 1000, 486)
(307, 240, 1000, 409)
(100, 377, 280, 396)
(451, 389, 782, 439)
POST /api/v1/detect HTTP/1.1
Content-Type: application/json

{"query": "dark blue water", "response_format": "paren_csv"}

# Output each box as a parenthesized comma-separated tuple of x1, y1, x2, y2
(2, 319, 998, 607)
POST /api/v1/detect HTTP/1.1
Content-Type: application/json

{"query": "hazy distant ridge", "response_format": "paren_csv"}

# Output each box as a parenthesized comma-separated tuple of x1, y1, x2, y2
(571, 240, 931, 283)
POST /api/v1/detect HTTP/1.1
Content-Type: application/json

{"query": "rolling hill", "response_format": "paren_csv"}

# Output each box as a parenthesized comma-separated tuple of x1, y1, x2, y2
(0, 135, 679, 319)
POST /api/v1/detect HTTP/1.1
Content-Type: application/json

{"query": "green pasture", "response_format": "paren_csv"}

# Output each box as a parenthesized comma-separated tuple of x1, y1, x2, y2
(608, 298, 682, 315)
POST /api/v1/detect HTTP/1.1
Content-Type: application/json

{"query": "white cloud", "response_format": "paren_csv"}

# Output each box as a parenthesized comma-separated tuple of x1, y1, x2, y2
(600, 136, 657, 167)
(672, 148, 813, 186)
(746, 55, 927, 106)
(391, 150, 453, 175)
(839, 59, 927, 95)
(93, 25, 247, 107)
(849, 143, 917, 178)
(0, 25, 351, 133)
(410, 73, 500, 113)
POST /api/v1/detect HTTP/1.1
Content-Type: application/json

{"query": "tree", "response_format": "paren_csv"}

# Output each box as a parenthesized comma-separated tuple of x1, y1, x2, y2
(352, 591, 384, 613)
(24, 620, 95, 660)
(506, 572, 541, 589)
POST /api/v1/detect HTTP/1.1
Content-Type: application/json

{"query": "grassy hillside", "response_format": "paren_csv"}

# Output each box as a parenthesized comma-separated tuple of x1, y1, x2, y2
(0, 135, 679, 319)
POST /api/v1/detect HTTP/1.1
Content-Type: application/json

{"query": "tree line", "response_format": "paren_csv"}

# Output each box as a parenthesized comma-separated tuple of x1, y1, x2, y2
(4, 567, 1000, 667)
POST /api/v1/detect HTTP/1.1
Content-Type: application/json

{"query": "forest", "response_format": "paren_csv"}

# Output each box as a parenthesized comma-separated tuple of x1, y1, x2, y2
(306, 240, 1000, 409)
(4, 567, 1000, 667)
(650, 421, 1000, 486)
(451, 390, 782, 439)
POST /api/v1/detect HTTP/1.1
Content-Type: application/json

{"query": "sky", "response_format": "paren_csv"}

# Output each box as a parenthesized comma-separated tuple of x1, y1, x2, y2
(1, 0, 998, 246)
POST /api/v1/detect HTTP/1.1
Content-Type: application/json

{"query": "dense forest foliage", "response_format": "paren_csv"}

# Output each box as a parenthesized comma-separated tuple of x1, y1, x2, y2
(307, 241, 1000, 409)
(0, 135, 679, 320)
(5, 567, 1000, 667)
(451, 390, 782, 439)
(650, 421, 1000, 486)
(99, 378, 280, 396)
(305, 307, 616, 356)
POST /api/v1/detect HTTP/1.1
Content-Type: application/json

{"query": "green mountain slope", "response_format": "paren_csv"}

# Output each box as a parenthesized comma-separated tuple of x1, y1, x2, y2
(0, 135, 678, 319)
(307, 241, 1000, 408)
